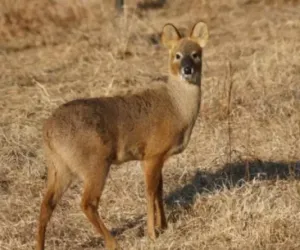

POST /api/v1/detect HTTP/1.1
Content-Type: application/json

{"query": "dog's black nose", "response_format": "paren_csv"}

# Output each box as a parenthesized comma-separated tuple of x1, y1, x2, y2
(183, 67, 192, 75)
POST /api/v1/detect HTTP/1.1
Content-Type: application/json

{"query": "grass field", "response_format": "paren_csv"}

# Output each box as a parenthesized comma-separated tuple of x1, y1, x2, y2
(1, 0, 300, 249)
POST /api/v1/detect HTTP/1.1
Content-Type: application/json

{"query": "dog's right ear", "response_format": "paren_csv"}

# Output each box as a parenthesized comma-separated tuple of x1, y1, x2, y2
(161, 23, 181, 50)
(190, 21, 209, 48)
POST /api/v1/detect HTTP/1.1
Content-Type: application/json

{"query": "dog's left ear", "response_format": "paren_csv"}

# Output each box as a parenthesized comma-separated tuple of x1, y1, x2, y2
(190, 21, 209, 48)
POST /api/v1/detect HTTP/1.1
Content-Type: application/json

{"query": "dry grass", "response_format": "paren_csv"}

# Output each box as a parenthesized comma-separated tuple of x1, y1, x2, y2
(1, 0, 300, 249)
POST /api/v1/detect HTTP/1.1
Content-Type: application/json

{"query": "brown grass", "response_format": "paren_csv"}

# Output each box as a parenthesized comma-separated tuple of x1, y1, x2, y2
(1, 0, 300, 249)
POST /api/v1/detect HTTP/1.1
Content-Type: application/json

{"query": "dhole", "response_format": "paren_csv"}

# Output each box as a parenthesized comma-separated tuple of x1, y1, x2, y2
(36, 21, 209, 250)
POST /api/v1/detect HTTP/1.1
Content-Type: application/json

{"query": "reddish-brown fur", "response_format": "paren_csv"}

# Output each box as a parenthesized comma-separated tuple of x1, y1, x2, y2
(36, 21, 209, 250)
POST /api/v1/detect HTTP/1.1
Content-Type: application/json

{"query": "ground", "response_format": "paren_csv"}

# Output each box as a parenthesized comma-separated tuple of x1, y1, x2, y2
(0, 0, 300, 249)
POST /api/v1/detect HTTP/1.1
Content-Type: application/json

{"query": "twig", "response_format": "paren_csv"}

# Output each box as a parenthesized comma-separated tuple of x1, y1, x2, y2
(226, 61, 234, 165)
(225, 60, 235, 185)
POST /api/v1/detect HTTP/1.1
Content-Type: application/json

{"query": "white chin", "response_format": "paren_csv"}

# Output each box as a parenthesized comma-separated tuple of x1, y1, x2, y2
(181, 74, 193, 81)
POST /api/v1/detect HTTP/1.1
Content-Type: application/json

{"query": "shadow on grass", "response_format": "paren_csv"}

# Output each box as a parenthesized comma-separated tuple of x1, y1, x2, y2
(111, 215, 145, 237)
(137, 0, 167, 10)
(100, 160, 299, 241)
(165, 160, 300, 211)
(80, 215, 145, 247)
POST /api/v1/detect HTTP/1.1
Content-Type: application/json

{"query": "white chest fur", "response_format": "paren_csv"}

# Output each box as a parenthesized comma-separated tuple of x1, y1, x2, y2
(166, 80, 201, 156)
(167, 80, 201, 125)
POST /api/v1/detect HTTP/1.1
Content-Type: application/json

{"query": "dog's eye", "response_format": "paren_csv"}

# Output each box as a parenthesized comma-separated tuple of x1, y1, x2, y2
(175, 53, 182, 60)
(192, 52, 199, 60)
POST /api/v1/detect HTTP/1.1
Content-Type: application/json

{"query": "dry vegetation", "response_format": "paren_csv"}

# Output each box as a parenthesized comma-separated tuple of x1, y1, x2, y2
(1, 0, 300, 249)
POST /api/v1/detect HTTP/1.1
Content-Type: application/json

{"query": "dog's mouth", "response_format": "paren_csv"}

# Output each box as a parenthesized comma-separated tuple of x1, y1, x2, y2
(180, 67, 195, 81)
(181, 73, 193, 81)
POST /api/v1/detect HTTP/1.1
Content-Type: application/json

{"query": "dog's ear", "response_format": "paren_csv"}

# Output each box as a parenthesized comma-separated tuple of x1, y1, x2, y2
(190, 21, 209, 47)
(161, 23, 181, 50)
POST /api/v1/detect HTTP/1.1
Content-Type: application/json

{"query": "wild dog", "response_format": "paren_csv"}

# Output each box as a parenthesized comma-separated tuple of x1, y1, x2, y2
(36, 21, 209, 250)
